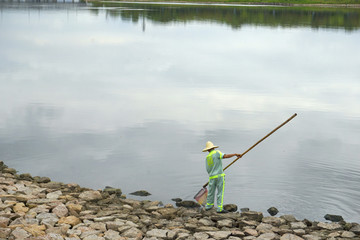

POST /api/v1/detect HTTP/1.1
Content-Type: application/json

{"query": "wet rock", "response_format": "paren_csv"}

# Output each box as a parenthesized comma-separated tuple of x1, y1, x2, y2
(130, 190, 151, 196)
(324, 214, 344, 222)
(19, 173, 33, 181)
(171, 198, 182, 203)
(241, 211, 264, 222)
(280, 215, 297, 223)
(175, 200, 200, 208)
(103, 186, 122, 197)
(224, 204, 238, 212)
(267, 207, 279, 216)
(240, 207, 250, 212)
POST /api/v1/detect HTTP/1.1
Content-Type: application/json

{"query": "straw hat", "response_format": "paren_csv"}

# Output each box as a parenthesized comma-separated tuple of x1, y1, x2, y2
(202, 141, 219, 152)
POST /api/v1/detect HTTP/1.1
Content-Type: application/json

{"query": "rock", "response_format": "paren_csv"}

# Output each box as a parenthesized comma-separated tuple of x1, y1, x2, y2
(207, 231, 232, 239)
(171, 198, 182, 203)
(290, 222, 307, 229)
(13, 202, 29, 213)
(256, 223, 274, 233)
(350, 224, 360, 234)
(83, 235, 105, 240)
(79, 190, 102, 201)
(47, 190, 62, 199)
(33, 176, 51, 183)
(224, 204, 238, 212)
(53, 203, 69, 217)
(11, 227, 31, 239)
(324, 214, 344, 222)
(103, 186, 122, 197)
(302, 234, 320, 240)
(58, 216, 81, 226)
(176, 200, 200, 208)
(241, 211, 264, 222)
(0, 217, 10, 228)
(280, 233, 304, 240)
(194, 232, 209, 239)
(267, 207, 279, 216)
(0, 227, 11, 238)
(130, 190, 151, 196)
(217, 219, 233, 228)
(257, 232, 280, 240)
(317, 222, 342, 230)
(281, 215, 297, 222)
(104, 229, 122, 240)
(262, 216, 284, 226)
(244, 228, 259, 237)
(240, 208, 250, 212)
(146, 228, 168, 238)
(23, 224, 46, 237)
(341, 231, 356, 238)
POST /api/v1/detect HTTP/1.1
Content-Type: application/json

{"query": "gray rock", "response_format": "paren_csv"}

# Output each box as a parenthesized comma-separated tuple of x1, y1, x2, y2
(280, 215, 297, 223)
(0, 227, 11, 239)
(176, 200, 200, 208)
(79, 190, 103, 201)
(33, 176, 51, 183)
(224, 204, 238, 212)
(317, 222, 342, 230)
(104, 229, 122, 240)
(341, 231, 356, 238)
(280, 233, 304, 240)
(130, 190, 151, 196)
(194, 232, 209, 239)
(11, 227, 31, 239)
(290, 222, 307, 229)
(241, 211, 264, 222)
(83, 235, 105, 240)
(171, 198, 182, 203)
(324, 214, 344, 222)
(262, 216, 284, 226)
(257, 232, 279, 240)
(241, 208, 250, 212)
(19, 173, 33, 181)
(267, 207, 279, 216)
(146, 228, 168, 238)
(350, 224, 360, 234)
(207, 231, 231, 239)
(217, 219, 233, 228)
(103, 186, 122, 197)
(52, 203, 68, 218)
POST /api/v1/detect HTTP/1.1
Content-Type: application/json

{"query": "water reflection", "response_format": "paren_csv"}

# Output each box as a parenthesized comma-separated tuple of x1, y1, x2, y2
(0, 1, 360, 222)
(90, 2, 360, 31)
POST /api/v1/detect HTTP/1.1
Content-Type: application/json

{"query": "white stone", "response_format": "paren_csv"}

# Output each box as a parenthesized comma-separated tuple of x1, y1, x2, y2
(146, 229, 168, 238)
(79, 191, 102, 201)
(290, 222, 307, 229)
(317, 222, 342, 230)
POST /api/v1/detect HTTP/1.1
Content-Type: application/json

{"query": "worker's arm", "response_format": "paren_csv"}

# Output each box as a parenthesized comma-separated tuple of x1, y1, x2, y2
(223, 153, 242, 159)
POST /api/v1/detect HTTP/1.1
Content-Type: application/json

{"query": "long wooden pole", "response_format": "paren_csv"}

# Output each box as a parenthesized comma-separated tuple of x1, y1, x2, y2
(202, 113, 297, 188)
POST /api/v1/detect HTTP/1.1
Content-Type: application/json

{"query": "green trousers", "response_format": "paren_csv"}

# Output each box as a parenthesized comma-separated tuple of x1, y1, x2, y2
(205, 173, 225, 212)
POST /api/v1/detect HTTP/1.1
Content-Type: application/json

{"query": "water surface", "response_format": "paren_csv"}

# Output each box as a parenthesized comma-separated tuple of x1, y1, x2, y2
(1, 1, 360, 222)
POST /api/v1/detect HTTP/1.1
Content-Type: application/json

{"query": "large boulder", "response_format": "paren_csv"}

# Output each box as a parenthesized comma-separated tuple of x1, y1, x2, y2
(324, 214, 344, 222)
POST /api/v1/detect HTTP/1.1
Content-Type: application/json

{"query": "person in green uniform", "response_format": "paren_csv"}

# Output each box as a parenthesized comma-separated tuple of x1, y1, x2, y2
(202, 141, 242, 213)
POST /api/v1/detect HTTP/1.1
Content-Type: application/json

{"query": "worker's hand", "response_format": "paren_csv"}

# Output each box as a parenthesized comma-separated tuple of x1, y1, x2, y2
(236, 154, 242, 158)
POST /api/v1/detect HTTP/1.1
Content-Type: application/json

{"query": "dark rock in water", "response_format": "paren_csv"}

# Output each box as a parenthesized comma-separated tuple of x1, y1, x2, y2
(103, 186, 122, 197)
(171, 198, 182, 203)
(267, 207, 279, 216)
(224, 204, 238, 212)
(324, 214, 344, 222)
(240, 208, 250, 213)
(130, 190, 151, 196)
(175, 200, 200, 208)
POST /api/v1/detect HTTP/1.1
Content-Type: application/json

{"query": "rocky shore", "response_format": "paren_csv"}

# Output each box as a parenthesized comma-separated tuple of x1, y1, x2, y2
(1, 161, 360, 240)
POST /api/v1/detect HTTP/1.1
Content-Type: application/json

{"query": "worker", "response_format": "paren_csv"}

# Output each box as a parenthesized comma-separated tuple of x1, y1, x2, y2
(203, 141, 242, 213)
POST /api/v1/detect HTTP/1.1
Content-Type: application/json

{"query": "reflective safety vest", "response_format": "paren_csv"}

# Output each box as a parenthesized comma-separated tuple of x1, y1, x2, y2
(205, 150, 224, 177)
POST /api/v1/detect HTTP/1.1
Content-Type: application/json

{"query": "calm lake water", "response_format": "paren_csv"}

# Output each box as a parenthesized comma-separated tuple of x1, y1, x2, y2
(1, 0, 360, 222)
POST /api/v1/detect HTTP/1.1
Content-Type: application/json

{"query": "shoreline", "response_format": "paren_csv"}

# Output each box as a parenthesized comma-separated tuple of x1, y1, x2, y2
(1, 160, 360, 240)
(88, 0, 360, 8)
